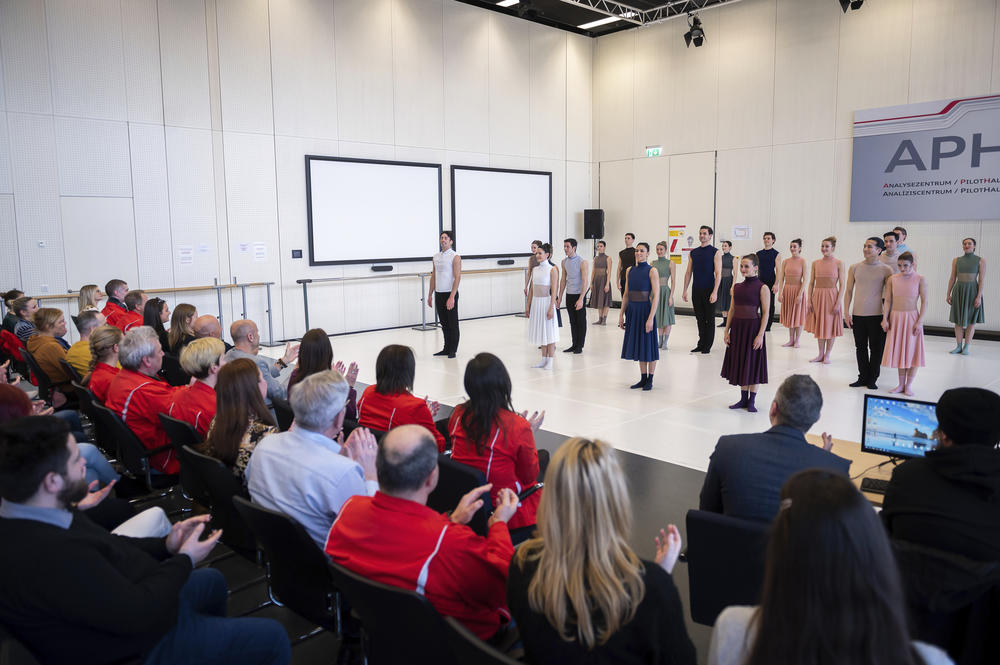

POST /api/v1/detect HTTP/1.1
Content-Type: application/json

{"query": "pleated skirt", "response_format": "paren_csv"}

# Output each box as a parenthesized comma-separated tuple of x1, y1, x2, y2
(805, 288, 843, 338)
(721, 317, 768, 386)
(882, 310, 925, 369)
(780, 285, 807, 328)
(621, 300, 659, 362)
(949, 282, 984, 327)
(528, 296, 559, 345)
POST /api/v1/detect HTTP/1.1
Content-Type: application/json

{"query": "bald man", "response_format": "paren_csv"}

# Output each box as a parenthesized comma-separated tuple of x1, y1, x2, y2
(223, 319, 298, 403)
(193, 314, 233, 352)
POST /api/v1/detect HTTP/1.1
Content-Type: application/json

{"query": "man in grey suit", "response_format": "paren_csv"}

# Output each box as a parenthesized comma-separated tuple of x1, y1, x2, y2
(699, 375, 850, 522)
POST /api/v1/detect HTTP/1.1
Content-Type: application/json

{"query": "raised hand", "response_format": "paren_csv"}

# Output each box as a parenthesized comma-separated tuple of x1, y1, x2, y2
(655, 525, 682, 574)
(282, 342, 300, 364)
(820, 432, 833, 451)
(344, 427, 378, 480)
(519, 410, 545, 431)
(424, 396, 440, 417)
(450, 484, 491, 525)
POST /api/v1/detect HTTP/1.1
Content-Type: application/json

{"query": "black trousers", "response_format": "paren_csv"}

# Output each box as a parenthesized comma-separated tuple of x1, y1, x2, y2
(692, 287, 715, 351)
(762, 279, 776, 331)
(434, 291, 460, 353)
(852, 315, 885, 384)
(565, 293, 587, 351)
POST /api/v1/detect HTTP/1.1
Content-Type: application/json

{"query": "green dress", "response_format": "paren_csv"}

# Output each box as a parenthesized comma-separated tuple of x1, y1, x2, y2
(949, 253, 984, 326)
(650, 257, 675, 326)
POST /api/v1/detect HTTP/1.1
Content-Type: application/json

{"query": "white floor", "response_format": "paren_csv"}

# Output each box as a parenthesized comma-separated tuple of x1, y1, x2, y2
(264, 314, 1000, 473)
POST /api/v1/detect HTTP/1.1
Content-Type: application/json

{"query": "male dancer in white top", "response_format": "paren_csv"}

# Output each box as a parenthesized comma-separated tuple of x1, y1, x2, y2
(427, 230, 462, 358)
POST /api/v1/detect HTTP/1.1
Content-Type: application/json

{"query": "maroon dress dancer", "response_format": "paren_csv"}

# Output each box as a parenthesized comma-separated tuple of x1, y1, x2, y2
(721, 276, 768, 410)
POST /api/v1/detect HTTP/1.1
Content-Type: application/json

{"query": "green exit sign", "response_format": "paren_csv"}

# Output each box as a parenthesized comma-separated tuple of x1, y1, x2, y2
(646, 146, 663, 158)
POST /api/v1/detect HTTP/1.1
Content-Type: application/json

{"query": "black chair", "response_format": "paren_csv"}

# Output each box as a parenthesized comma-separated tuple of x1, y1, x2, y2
(158, 414, 209, 508)
(271, 396, 294, 431)
(159, 352, 190, 387)
(181, 445, 258, 561)
(58, 358, 83, 385)
(328, 561, 457, 665)
(443, 616, 520, 665)
(18, 349, 53, 403)
(89, 402, 178, 495)
(685, 509, 769, 626)
(70, 381, 115, 458)
(233, 496, 341, 636)
(0, 623, 42, 665)
(428, 454, 492, 537)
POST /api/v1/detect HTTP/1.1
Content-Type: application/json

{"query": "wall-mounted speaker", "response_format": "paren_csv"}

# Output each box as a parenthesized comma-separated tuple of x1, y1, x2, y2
(371, 265, 393, 272)
(497, 259, 515, 265)
(584, 209, 605, 240)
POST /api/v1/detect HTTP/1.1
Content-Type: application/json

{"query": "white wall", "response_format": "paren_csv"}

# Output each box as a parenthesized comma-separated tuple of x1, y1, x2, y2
(0, 0, 595, 341)
(593, 0, 1000, 329)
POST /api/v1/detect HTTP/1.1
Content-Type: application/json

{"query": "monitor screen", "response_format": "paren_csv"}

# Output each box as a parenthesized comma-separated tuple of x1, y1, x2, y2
(861, 394, 939, 459)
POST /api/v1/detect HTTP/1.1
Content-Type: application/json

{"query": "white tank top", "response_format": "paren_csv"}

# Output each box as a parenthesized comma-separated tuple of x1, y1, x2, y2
(532, 262, 554, 288)
(434, 248, 457, 292)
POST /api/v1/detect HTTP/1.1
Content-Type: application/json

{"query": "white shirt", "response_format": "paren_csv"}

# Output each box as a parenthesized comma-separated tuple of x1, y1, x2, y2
(433, 248, 457, 293)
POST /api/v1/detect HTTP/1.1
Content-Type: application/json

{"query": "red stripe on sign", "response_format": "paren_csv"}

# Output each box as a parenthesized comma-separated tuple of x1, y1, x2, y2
(670, 239, 678, 252)
(854, 94, 1000, 125)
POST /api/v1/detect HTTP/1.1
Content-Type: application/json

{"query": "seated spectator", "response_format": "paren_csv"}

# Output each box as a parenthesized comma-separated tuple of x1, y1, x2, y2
(65, 310, 105, 378)
(246, 369, 376, 548)
(167, 338, 225, 438)
(85, 325, 121, 403)
(699, 374, 849, 522)
(167, 303, 198, 354)
(143, 297, 170, 351)
(11, 296, 38, 342)
(0, 416, 290, 665)
(508, 437, 695, 665)
(358, 344, 445, 450)
(2, 289, 24, 333)
(326, 424, 519, 642)
(197, 357, 277, 484)
(708, 470, 951, 665)
(287, 328, 358, 419)
(111, 289, 146, 332)
(101, 278, 128, 318)
(193, 314, 234, 352)
(77, 284, 104, 313)
(225, 319, 298, 404)
(449, 352, 545, 530)
(882, 387, 1000, 562)
(105, 327, 181, 474)
(25, 308, 73, 395)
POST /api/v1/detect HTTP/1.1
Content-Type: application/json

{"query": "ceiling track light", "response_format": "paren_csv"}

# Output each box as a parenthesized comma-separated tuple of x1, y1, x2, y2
(839, 0, 864, 13)
(683, 14, 704, 48)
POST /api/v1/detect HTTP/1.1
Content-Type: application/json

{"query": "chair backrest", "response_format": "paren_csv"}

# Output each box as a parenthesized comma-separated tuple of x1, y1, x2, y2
(0, 623, 42, 665)
(18, 349, 51, 400)
(328, 561, 457, 665)
(233, 496, 340, 631)
(428, 454, 492, 537)
(71, 381, 117, 458)
(685, 509, 769, 626)
(181, 445, 257, 559)
(159, 352, 190, 387)
(58, 358, 82, 385)
(158, 414, 209, 507)
(89, 402, 149, 477)
(443, 616, 520, 665)
(271, 396, 294, 431)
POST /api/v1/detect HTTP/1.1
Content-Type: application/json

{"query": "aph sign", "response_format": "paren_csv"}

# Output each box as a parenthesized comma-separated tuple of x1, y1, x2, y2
(850, 95, 1000, 221)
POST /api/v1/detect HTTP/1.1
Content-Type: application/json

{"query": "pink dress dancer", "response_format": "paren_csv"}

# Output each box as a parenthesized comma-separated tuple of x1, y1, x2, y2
(881, 270, 926, 396)
(779, 256, 807, 347)
(805, 255, 843, 363)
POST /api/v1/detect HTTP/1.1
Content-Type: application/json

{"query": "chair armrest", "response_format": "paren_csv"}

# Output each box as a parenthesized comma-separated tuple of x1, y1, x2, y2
(518, 483, 543, 502)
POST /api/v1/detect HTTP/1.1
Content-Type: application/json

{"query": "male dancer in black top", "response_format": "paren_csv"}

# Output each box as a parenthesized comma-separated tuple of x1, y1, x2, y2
(617, 233, 636, 300)
(682, 226, 723, 353)
(756, 232, 780, 332)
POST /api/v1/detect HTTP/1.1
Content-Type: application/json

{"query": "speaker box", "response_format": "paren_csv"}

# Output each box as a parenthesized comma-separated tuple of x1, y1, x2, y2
(584, 209, 605, 239)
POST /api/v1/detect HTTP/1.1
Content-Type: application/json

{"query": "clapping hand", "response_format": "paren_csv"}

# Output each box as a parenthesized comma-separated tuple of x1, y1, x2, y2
(655, 525, 682, 574)
(424, 396, 440, 417)
(31, 400, 54, 416)
(334, 360, 359, 387)
(166, 515, 223, 566)
(519, 410, 545, 431)
(820, 432, 833, 452)
(450, 484, 491, 525)
(489, 488, 519, 527)
(342, 427, 378, 480)
(282, 342, 300, 365)
(75, 479, 116, 511)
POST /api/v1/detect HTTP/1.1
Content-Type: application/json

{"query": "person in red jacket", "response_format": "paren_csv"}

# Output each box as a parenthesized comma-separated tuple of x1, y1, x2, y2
(110, 290, 146, 333)
(85, 325, 122, 403)
(167, 338, 224, 437)
(326, 424, 519, 643)
(449, 353, 545, 531)
(104, 326, 181, 473)
(357, 344, 446, 450)
(101, 278, 129, 319)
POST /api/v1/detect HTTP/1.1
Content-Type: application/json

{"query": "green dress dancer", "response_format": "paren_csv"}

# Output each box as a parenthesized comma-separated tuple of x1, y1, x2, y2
(949, 251, 984, 354)
(650, 256, 675, 348)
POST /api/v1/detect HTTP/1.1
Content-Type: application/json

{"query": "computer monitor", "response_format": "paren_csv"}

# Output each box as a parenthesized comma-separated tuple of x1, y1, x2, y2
(861, 394, 939, 459)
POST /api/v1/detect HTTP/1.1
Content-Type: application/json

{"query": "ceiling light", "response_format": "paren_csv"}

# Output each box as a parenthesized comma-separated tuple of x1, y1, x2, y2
(684, 14, 705, 48)
(578, 16, 620, 30)
(496, 0, 518, 6)
(839, 0, 864, 12)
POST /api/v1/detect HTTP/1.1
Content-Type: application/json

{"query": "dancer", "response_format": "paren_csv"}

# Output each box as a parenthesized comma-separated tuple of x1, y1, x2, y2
(716, 241, 735, 328)
(880, 231, 902, 274)
(559, 238, 588, 354)
(777, 238, 808, 348)
(527, 243, 560, 370)
(589, 240, 612, 324)
(619, 242, 659, 390)
(881, 252, 927, 396)
(618, 233, 637, 299)
(894, 226, 909, 253)
(428, 230, 461, 358)
(756, 232, 780, 332)
(650, 241, 676, 349)
(946, 237, 985, 355)
(805, 237, 845, 364)
(682, 226, 722, 353)
(523, 240, 542, 311)
(721, 255, 769, 412)
(844, 237, 892, 389)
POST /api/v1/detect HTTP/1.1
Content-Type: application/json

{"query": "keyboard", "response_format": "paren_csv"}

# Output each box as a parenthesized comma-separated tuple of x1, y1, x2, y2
(860, 477, 890, 494)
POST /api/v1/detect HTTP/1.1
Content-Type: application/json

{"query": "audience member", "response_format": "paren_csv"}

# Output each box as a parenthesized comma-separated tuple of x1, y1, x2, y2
(66, 310, 105, 377)
(0, 416, 291, 665)
(708, 470, 952, 665)
(357, 344, 446, 450)
(77, 284, 104, 313)
(85, 325, 122, 403)
(225, 319, 298, 404)
(11, 296, 38, 342)
(168, 338, 225, 438)
(143, 297, 170, 351)
(111, 290, 147, 332)
(101, 278, 129, 318)
(25, 308, 73, 395)
(167, 303, 197, 354)
(326, 424, 519, 642)
(197, 357, 277, 484)
(882, 387, 1000, 561)
(449, 353, 545, 531)
(193, 314, 234, 352)
(287, 328, 359, 421)
(246, 370, 377, 548)
(508, 437, 696, 665)
(699, 374, 850, 521)
(105, 327, 181, 474)
(2, 289, 23, 333)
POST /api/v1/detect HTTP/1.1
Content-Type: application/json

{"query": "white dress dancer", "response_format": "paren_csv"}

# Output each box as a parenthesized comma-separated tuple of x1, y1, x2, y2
(529, 260, 560, 369)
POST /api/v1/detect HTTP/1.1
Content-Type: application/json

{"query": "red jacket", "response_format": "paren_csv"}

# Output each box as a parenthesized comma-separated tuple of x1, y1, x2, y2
(357, 386, 446, 451)
(109, 310, 143, 333)
(167, 381, 217, 438)
(88, 363, 119, 404)
(449, 408, 541, 529)
(104, 368, 182, 473)
(101, 300, 126, 319)
(325, 492, 513, 640)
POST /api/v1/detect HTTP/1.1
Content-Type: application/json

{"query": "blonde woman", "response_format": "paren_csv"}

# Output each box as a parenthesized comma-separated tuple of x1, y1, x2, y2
(85, 325, 122, 403)
(167, 303, 198, 354)
(508, 437, 696, 665)
(78, 284, 104, 313)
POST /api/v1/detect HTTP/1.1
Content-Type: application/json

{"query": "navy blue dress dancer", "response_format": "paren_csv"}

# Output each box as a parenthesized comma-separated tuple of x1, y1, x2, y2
(721, 254, 770, 412)
(619, 242, 660, 391)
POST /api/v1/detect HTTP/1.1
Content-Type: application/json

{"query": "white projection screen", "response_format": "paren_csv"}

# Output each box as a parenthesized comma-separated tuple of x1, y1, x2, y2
(451, 166, 551, 259)
(306, 156, 442, 265)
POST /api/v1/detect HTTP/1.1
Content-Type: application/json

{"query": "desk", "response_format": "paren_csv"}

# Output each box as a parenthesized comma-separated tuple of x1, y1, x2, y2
(806, 434, 895, 506)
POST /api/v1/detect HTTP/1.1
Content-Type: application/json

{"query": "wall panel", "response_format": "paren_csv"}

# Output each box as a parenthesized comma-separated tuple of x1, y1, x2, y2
(165, 127, 219, 286)
(594, 30, 634, 162)
(598, 160, 634, 246)
(158, 0, 212, 129)
(633, 26, 668, 158)
(129, 123, 175, 287)
(443, 1, 490, 153)
(908, 0, 995, 103)
(489, 13, 531, 157)
(54, 117, 131, 197)
(0, 0, 52, 114)
(60, 197, 138, 289)
(392, 0, 445, 150)
(662, 18, 719, 155)
(717, 0, 776, 150)
(529, 26, 567, 161)
(0, 196, 19, 288)
(0, 115, 11, 194)
(121, 0, 163, 124)
(715, 147, 772, 256)
(216, 0, 273, 134)
(566, 34, 592, 164)
(335, 0, 395, 145)
(565, 161, 592, 242)
(631, 157, 670, 246)
(769, 140, 835, 254)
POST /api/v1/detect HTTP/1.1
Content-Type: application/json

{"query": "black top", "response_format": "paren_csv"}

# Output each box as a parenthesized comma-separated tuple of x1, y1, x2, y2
(721, 252, 734, 274)
(1, 311, 17, 334)
(699, 425, 851, 522)
(755, 248, 778, 283)
(0, 511, 192, 665)
(882, 445, 1000, 562)
(168, 333, 197, 355)
(507, 555, 696, 665)
(619, 247, 637, 273)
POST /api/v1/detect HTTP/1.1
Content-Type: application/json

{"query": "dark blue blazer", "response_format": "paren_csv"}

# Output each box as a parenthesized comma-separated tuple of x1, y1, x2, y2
(699, 425, 851, 522)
